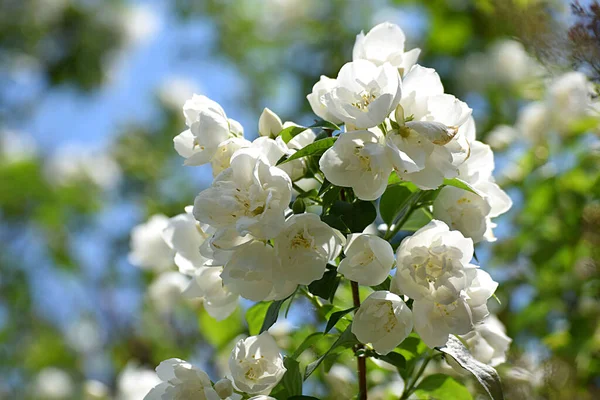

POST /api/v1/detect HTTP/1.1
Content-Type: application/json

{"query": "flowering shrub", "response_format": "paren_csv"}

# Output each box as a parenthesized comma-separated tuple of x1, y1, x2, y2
(130, 22, 517, 400)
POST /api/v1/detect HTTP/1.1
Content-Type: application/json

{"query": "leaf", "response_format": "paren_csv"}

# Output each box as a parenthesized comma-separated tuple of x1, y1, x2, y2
(289, 397, 320, 400)
(245, 302, 270, 336)
(198, 308, 243, 349)
(370, 276, 391, 291)
(367, 350, 406, 372)
(245, 298, 288, 336)
(304, 325, 358, 379)
(261, 299, 288, 333)
(280, 126, 310, 143)
(282, 357, 303, 396)
(324, 200, 377, 233)
(437, 336, 505, 400)
(308, 269, 340, 301)
(401, 207, 433, 232)
(325, 306, 357, 334)
(291, 332, 325, 359)
(278, 137, 337, 165)
(280, 120, 340, 143)
(413, 374, 473, 400)
(443, 178, 481, 196)
(379, 185, 413, 226)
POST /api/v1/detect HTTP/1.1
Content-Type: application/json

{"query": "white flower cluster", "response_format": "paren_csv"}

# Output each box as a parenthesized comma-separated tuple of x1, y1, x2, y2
(145, 332, 286, 399)
(517, 71, 597, 141)
(131, 21, 513, 398)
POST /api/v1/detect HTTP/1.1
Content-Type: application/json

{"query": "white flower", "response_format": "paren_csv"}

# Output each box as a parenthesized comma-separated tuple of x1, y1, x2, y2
(221, 241, 296, 302)
(229, 332, 286, 395)
(386, 65, 472, 189)
(33, 368, 74, 399)
(392, 220, 475, 304)
(307, 75, 343, 123)
(486, 124, 518, 150)
(353, 22, 421, 75)
(174, 94, 243, 166)
(412, 294, 474, 348)
(84, 380, 110, 400)
(183, 266, 239, 320)
(464, 269, 498, 324)
(433, 186, 492, 243)
(162, 206, 211, 275)
(249, 136, 288, 167)
(516, 101, 550, 142)
(258, 108, 284, 138)
(319, 128, 393, 200)
(338, 233, 394, 285)
(118, 361, 161, 400)
(211, 137, 251, 177)
(193, 150, 292, 241)
(546, 71, 594, 125)
(412, 268, 497, 348)
(274, 213, 344, 285)
(214, 379, 235, 399)
(461, 315, 512, 366)
(148, 272, 189, 314)
(441, 140, 512, 242)
(489, 40, 539, 85)
(351, 291, 413, 354)
(321, 59, 402, 128)
(144, 358, 219, 400)
(128, 214, 174, 272)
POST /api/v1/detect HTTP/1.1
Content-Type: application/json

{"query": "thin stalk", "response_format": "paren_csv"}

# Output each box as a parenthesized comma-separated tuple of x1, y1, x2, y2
(383, 191, 426, 241)
(400, 353, 433, 399)
(351, 281, 367, 400)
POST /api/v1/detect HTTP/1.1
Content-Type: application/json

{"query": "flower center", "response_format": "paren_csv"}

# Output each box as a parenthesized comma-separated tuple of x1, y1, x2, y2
(351, 90, 377, 110)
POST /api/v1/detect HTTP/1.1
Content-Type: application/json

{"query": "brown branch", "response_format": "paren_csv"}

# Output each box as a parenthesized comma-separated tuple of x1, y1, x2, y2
(351, 281, 367, 400)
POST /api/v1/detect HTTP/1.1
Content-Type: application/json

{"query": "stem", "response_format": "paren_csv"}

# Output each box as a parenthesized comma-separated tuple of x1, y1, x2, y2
(300, 286, 324, 309)
(351, 281, 367, 400)
(400, 353, 433, 399)
(383, 191, 426, 241)
(292, 182, 322, 204)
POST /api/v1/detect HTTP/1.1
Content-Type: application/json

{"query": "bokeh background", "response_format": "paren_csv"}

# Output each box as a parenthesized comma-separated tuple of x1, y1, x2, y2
(1, 0, 599, 399)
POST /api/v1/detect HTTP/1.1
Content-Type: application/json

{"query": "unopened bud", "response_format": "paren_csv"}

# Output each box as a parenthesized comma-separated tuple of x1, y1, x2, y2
(214, 378, 234, 398)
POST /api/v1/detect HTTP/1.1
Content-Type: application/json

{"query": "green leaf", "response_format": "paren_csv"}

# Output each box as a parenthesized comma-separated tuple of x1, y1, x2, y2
(324, 200, 377, 233)
(401, 207, 433, 232)
(438, 336, 504, 400)
(280, 126, 310, 143)
(289, 397, 320, 400)
(413, 374, 473, 400)
(370, 276, 391, 292)
(379, 185, 413, 226)
(304, 325, 358, 379)
(308, 269, 340, 301)
(325, 306, 357, 334)
(282, 357, 303, 396)
(245, 298, 289, 336)
(291, 332, 325, 359)
(245, 302, 270, 336)
(443, 178, 481, 196)
(198, 308, 243, 349)
(280, 120, 340, 143)
(367, 350, 406, 372)
(261, 299, 287, 333)
(292, 197, 306, 214)
(278, 137, 337, 165)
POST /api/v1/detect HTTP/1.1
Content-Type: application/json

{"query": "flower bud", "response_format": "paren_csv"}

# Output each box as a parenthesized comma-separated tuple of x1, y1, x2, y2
(259, 108, 283, 138)
(214, 378, 234, 398)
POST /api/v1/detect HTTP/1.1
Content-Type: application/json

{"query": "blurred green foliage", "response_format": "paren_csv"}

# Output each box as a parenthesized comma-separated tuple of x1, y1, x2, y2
(0, 0, 599, 399)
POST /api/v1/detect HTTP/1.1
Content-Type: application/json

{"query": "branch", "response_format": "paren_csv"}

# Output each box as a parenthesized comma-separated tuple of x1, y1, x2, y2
(351, 281, 367, 400)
